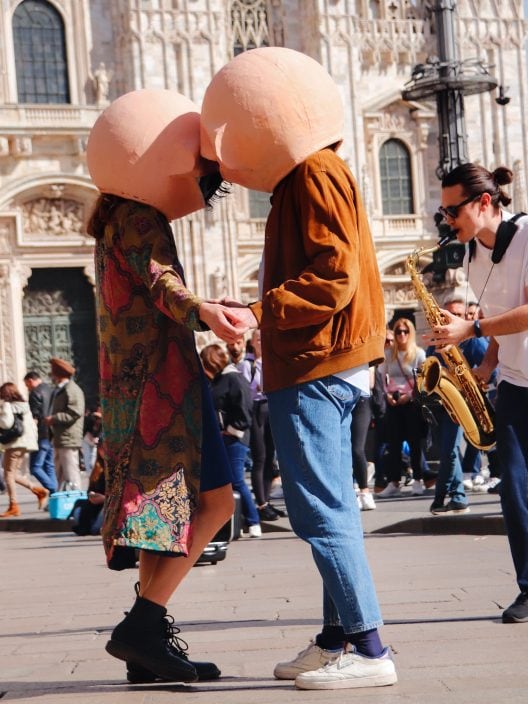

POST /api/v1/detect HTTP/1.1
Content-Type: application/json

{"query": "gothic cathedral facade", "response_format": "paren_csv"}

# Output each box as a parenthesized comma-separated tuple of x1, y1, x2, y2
(0, 0, 527, 399)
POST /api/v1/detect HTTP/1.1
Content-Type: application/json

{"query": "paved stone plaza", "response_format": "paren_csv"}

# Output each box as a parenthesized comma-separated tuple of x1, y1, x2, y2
(1, 489, 527, 703)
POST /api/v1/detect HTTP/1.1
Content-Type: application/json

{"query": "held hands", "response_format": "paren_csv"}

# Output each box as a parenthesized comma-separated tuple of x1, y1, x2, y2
(199, 301, 257, 343)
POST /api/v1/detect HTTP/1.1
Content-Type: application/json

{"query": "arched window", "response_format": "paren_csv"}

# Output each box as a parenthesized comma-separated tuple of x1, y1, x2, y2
(13, 0, 70, 104)
(379, 139, 413, 215)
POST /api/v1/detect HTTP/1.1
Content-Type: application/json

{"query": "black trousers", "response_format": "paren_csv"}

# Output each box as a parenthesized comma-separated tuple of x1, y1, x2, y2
(250, 399, 276, 506)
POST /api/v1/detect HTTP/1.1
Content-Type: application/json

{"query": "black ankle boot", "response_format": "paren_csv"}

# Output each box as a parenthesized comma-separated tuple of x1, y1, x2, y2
(125, 612, 220, 683)
(106, 596, 198, 683)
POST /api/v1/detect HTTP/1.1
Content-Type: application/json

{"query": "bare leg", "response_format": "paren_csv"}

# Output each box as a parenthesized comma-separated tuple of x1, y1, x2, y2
(140, 484, 234, 606)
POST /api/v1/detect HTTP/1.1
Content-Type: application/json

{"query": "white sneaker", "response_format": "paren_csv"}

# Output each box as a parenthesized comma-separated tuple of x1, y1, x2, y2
(358, 492, 376, 511)
(481, 477, 501, 493)
(273, 639, 342, 680)
(248, 524, 262, 538)
(295, 645, 397, 690)
(471, 474, 487, 492)
(377, 483, 401, 498)
(463, 476, 474, 491)
(411, 479, 424, 496)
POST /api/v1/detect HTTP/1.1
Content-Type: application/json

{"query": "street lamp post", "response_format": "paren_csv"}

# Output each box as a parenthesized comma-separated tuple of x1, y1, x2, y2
(402, 0, 498, 179)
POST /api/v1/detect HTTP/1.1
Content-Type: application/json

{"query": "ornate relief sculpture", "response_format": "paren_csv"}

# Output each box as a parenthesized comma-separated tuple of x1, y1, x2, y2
(22, 199, 84, 237)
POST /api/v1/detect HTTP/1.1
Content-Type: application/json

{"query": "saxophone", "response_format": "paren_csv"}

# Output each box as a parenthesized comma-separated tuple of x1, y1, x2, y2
(406, 243, 495, 451)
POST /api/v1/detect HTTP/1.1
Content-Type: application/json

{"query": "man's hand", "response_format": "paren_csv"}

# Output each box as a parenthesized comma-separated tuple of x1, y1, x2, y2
(199, 302, 257, 343)
(427, 309, 474, 347)
(44, 416, 53, 426)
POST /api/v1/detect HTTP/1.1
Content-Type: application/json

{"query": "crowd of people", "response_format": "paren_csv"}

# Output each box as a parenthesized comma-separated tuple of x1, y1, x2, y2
(0, 358, 102, 521)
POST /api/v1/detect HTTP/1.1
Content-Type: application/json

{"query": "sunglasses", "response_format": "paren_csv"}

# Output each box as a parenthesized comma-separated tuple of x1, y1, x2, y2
(395, 329, 409, 335)
(437, 194, 481, 220)
(385, 338, 394, 344)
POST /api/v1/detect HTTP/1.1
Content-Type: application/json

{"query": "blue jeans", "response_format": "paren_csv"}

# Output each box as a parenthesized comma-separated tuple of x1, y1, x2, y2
(224, 439, 260, 527)
(435, 409, 467, 505)
(268, 376, 383, 633)
(29, 438, 57, 493)
(496, 381, 528, 591)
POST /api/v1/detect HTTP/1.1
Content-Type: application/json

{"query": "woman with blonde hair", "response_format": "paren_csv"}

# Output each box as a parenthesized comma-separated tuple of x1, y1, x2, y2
(0, 381, 46, 517)
(378, 318, 427, 497)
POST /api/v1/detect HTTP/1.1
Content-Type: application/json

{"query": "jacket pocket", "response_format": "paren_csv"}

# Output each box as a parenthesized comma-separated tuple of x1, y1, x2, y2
(273, 318, 333, 363)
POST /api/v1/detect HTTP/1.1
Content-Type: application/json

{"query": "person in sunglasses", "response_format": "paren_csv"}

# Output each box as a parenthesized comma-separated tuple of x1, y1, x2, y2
(430, 162, 528, 625)
(378, 318, 428, 497)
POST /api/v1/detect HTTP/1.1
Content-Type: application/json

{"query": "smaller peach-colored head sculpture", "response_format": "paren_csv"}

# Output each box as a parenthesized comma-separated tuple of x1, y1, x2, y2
(87, 89, 206, 219)
(201, 47, 344, 193)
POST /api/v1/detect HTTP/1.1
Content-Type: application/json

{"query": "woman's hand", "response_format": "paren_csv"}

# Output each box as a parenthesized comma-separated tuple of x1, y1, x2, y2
(199, 302, 257, 343)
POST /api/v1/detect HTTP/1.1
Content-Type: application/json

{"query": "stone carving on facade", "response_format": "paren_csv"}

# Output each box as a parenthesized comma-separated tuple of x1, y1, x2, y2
(0, 137, 9, 156)
(22, 290, 73, 316)
(361, 164, 374, 217)
(230, 0, 270, 52)
(210, 267, 227, 299)
(15, 263, 33, 291)
(11, 137, 32, 157)
(383, 282, 417, 306)
(90, 62, 113, 106)
(22, 198, 84, 238)
(0, 219, 13, 254)
(75, 136, 88, 155)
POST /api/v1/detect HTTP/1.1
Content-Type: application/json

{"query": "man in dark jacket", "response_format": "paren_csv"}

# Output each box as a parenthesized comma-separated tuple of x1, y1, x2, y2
(44, 358, 85, 490)
(23, 370, 57, 495)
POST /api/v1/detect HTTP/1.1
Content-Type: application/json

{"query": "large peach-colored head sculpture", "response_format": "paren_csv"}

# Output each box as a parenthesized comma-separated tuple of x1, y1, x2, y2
(87, 89, 206, 219)
(201, 47, 344, 193)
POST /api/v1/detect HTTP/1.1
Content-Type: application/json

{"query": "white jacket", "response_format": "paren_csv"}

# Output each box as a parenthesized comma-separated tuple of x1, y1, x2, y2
(0, 400, 38, 451)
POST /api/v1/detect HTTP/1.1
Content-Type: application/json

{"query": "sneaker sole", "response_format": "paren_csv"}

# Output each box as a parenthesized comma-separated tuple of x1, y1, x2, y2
(105, 640, 198, 683)
(432, 508, 470, 516)
(295, 672, 398, 690)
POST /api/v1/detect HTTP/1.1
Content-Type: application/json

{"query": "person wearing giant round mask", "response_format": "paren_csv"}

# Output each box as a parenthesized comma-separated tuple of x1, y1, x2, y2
(86, 89, 247, 685)
(201, 48, 397, 691)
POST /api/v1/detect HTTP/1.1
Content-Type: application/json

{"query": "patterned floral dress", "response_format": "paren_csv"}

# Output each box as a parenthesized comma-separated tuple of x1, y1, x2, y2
(95, 200, 206, 570)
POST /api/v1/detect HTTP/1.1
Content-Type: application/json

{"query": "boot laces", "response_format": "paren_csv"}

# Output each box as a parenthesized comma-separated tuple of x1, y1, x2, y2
(162, 613, 190, 659)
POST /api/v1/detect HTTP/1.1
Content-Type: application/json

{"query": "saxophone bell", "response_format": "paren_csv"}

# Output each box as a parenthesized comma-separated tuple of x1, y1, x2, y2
(406, 243, 496, 451)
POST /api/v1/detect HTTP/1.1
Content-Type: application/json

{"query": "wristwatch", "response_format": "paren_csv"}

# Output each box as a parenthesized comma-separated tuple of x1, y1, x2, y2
(473, 319, 483, 338)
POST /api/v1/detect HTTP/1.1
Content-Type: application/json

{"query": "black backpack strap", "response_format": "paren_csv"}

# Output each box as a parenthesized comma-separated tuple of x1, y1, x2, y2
(492, 212, 527, 264)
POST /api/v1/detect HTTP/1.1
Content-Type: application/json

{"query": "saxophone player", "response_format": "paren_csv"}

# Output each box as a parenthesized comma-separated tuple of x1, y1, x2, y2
(430, 162, 528, 625)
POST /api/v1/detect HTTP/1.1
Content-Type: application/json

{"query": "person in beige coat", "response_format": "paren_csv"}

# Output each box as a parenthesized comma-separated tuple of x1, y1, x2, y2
(0, 381, 45, 517)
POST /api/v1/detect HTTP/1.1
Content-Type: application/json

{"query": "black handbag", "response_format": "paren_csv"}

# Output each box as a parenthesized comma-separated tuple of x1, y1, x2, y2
(0, 413, 24, 444)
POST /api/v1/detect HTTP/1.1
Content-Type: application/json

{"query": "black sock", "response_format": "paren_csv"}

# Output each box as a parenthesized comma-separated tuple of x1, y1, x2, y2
(346, 628, 384, 658)
(315, 625, 345, 650)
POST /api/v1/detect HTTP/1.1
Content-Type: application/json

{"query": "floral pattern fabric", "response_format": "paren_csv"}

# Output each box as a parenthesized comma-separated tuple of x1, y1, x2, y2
(95, 200, 205, 570)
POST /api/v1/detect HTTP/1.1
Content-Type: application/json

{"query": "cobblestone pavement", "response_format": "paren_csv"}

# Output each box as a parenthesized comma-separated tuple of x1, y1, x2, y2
(1, 505, 527, 703)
